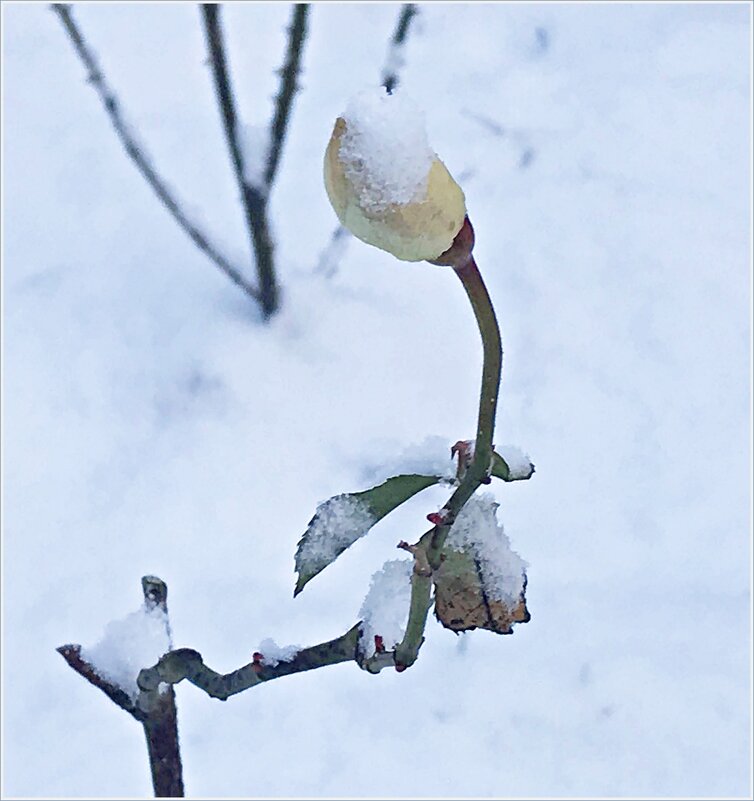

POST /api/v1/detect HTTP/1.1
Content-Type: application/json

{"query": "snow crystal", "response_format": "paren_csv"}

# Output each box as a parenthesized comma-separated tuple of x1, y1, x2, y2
(80, 604, 172, 701)
(339, 87, 434, 212)
(358, 558, 413, 657)
(256, 638, 300, 667)
(497, 445, 533, 479)
(362, 435, 459, 485)
(446, 493, 527, 605)
(297, 495, 376, 574)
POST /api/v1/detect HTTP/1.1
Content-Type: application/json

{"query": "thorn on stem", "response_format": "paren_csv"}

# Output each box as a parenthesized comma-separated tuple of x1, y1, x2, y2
(427, 511, 448, 527)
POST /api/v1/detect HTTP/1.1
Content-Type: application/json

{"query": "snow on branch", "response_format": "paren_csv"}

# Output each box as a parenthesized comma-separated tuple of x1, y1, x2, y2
(50, 3, 262, 306)
(58, 576, 184, 797)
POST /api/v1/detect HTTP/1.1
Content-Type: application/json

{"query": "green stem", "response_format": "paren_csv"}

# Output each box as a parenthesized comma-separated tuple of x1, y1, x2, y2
(456, 256, 503, 479)
(395, 249, 503, 665)
(427, 255, 502, 566)
(393, 549, 433, 668)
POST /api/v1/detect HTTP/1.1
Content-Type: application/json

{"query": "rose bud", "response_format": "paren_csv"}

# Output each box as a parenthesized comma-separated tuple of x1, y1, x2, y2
(324, 88, 466, 263)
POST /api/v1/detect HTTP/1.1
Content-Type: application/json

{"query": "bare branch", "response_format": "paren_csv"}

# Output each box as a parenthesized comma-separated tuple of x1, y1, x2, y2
(138, 622, 407, 702)
(138, 577, 184, 797)
(201, 3, 279, 319)
(50, 3, 262, 305)
(57, 643, 146, 721)
(315, 224, 350, 279)
(264, 3, 310, 190)
(381, 4, 419, 95)
(141, 688, 184, 798)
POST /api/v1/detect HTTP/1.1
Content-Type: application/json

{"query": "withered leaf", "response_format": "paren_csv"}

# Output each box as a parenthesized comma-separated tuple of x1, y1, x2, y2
(433, 547, 530, 634)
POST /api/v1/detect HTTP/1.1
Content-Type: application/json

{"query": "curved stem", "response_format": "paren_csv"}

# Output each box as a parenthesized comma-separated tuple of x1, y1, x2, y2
(395, 248, 503, 666)
(428, 255, 502, 563)
(456, 256, 503, 477)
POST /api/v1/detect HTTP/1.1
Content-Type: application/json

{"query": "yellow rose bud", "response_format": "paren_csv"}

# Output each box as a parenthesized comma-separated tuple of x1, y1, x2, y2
(323, 90, 467, 263)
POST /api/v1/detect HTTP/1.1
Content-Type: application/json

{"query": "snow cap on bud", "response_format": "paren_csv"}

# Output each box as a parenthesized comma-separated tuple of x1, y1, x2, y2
(324, 88, 467, 263)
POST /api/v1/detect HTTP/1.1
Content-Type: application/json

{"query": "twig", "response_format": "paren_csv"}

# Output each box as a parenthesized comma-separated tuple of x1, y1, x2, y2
(381, 3, 418, 94)
(139, 577, 184, 798)
(138, 623, 397, 702)
(316, 3, 419, 277)
(57, 643, 146, 721)
(201, 3, 280, 319)
(58, 576, 185, 798)
(50, 3, 262, 306)
(264, 4, 310, 190)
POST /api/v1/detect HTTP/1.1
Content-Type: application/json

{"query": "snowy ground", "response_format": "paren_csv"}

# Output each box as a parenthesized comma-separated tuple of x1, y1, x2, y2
(3, 2, 752, 798)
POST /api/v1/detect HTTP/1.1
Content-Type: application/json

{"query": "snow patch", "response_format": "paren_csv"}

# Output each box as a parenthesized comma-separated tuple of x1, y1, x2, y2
(339, 87, 434, 212)
(446, 493, 527, 605)
(497, 445, 533, 479)
(257, 638, 300, 667)
(80, 604, 171, 701)
(358, 558, 413, 657)
(362, 435, 459, 484)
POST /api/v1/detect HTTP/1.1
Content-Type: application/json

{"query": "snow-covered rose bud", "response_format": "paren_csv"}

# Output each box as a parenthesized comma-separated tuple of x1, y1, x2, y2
(324, 88, 467, 263)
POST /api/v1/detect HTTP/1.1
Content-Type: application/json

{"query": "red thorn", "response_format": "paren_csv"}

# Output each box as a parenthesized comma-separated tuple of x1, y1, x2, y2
(395, 664, 407, 673)
(374, 635, 385, 654)
(252, 652, 264, 664)
(427, 512, 445, 526)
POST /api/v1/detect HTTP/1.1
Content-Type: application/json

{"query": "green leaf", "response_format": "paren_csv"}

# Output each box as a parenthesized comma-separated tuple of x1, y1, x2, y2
(490, 450, 535, 482)
(294, 474, 442, 596)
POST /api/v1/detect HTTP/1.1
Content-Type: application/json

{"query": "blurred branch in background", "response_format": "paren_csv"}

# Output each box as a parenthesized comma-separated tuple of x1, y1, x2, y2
(316, 3, 419, 278)
(51, 2, 310, 321)
(381, 2, 419, 94)
(200, 3, 310, 319)
(50, 3, 263, 307)
(58, 577, 184, 798)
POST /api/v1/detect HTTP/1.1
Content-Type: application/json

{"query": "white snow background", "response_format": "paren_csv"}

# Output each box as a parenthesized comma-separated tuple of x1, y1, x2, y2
(2, 2, 752, 797)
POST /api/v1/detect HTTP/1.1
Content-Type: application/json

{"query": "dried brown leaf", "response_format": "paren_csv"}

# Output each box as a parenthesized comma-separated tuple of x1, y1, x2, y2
(433, 547, 530, 634)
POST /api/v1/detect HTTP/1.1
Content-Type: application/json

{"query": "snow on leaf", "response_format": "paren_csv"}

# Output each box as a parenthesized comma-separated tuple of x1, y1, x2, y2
(491, 446, 535, 482)
(361, 435, 459, 486)
(434, 493, 530, 634)
(294, 473, 440, 595)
